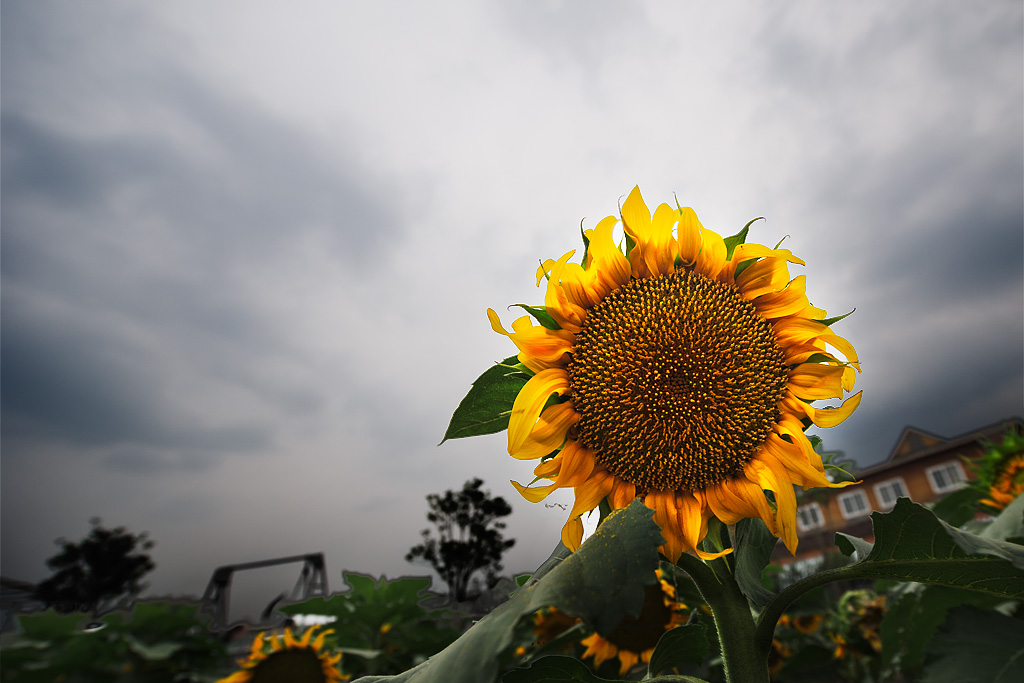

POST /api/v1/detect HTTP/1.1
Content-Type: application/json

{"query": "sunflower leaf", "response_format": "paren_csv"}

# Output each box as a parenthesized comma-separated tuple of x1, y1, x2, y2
(920, 605, 1024, 683)
(833, 497, 1024, 591)
(442, 357, 529, 442)
(510, 304, 561, 331)
(648, 623, 710, 677)
(880, 585, 1003, 679)
(502, 655, 617, 682)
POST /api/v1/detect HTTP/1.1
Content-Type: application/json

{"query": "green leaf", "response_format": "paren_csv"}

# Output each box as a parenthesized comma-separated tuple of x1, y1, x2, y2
(123, 635, 181, 660)
(921, 605, 1024, 683)
(648, 623, 710, 677)
(722, 217, 762, 260)
(732, 518, 778, 609)
(354, 500, 662, 683)
(880, 584, 1002, 678)
(502, 655, 619, 682)
(511, 304, 561, 331)
(834, 532, 873, 560)
(838, 498, 1024, 594)
(818, 309, 855, 327)
(978, 490, 1024, 542)
(930, 486, 985, 527)
(442, 357, 529, 442)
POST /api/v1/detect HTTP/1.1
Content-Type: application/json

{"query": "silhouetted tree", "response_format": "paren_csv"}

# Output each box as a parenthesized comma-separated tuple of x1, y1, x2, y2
(405, 478, 515, 602)
(34, 518, 155, 614)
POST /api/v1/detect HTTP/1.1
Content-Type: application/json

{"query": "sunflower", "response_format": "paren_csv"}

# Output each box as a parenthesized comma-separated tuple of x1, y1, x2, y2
(489, 187, 861, 559)
(217, 625, 348, 683)
(580, 570, 687, 675)
(980, 453, 1024, 511)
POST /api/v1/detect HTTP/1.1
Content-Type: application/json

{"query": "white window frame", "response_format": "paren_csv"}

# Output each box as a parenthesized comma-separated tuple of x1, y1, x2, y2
(873, 477, 908, 510)
(837, 490, 870, 519)
(926, 461, 966, 494)
(796, 502, 825, 531)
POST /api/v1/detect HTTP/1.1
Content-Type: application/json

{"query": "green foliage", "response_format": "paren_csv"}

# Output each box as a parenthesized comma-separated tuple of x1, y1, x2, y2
(0, 601, 228, 683)
(921, 605, 1024, 683)
(648, 623, 711, 677)
(356, 500, 663, 683)
(511, 304, 561, 330)
(442, 357, 529, 442)
(34, 518, 155, 614)
(831, 498, 1024, 593)
(280, 572, 460, 678)
(731, 518, 777, 609)
(405, 478, 516, 602)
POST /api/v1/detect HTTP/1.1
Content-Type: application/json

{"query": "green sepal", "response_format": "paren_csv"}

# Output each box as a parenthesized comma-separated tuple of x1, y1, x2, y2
(510, 304, 561, 330)
(441, 357, 530, 443)
(723, 217, 763, 261)
(818, 309, 855, 327)
(732, 258, 756, 280)
(580, 220, 590, 267)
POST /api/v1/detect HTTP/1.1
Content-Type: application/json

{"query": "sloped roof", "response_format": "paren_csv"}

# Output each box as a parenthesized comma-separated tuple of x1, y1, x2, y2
(857, 416, 1023, 478)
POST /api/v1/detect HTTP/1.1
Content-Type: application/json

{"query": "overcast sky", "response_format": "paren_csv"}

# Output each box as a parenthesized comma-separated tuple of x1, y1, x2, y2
(3, 1, 1022, 621)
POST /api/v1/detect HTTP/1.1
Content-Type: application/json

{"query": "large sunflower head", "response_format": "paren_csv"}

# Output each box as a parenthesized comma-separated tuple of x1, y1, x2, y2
(580, 569, 687, 675)
(489, 187, 861, 559)
(217, 625, 348, 683)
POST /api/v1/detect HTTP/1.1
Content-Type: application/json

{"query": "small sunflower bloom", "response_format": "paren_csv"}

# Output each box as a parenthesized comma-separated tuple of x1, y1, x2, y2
(491, 187, 861, 559)
(217, 625, 348, 683)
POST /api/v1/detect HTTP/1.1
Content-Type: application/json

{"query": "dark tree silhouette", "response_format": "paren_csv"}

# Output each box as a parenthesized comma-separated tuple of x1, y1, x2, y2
(405, 478, 515, 602)
(34, 518, 155, 614)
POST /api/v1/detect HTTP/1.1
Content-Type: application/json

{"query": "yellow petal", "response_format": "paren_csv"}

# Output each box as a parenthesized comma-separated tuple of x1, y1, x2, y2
(807, 391, 862, 428)
(705, 476, 777, 535)
(487, 309, 574, 373)
(508, 368, 570, 454)
(736, 256, 791, 299)
(695, 228, 728, 281)
(731, 243, 805, 266)
(745, 458, 798, 554)
(676, 206, 704, 266)
(788, 364, 845, 400)
(512, 401, 579, 460)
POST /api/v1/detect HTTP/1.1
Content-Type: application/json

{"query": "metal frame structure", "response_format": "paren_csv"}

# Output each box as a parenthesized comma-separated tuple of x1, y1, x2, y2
(200, 553, 328, 630)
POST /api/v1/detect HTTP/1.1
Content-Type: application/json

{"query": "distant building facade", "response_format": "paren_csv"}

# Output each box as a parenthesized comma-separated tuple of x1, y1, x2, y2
(774, 416, 1024, 568)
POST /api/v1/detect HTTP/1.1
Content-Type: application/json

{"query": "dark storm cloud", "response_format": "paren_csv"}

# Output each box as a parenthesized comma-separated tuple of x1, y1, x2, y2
(740, 1, 1024, 467)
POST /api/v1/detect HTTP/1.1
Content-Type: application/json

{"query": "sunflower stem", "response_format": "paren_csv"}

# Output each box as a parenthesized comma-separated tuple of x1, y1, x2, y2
(676, 552, 770, 683)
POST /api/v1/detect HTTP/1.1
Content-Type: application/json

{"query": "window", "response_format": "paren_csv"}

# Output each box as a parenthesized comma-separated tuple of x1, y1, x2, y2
(873, 477, 908, 509)
(926, 461, 966, 494)
(796, 503, 824, 531)
(837, 490, 869, 519)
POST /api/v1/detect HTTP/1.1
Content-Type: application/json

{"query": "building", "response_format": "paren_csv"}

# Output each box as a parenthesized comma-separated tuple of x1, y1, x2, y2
(774, 416, 1023, 568)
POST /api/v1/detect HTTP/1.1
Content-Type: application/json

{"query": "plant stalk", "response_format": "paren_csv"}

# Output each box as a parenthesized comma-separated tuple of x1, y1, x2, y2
(677, 553, 770, 683)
